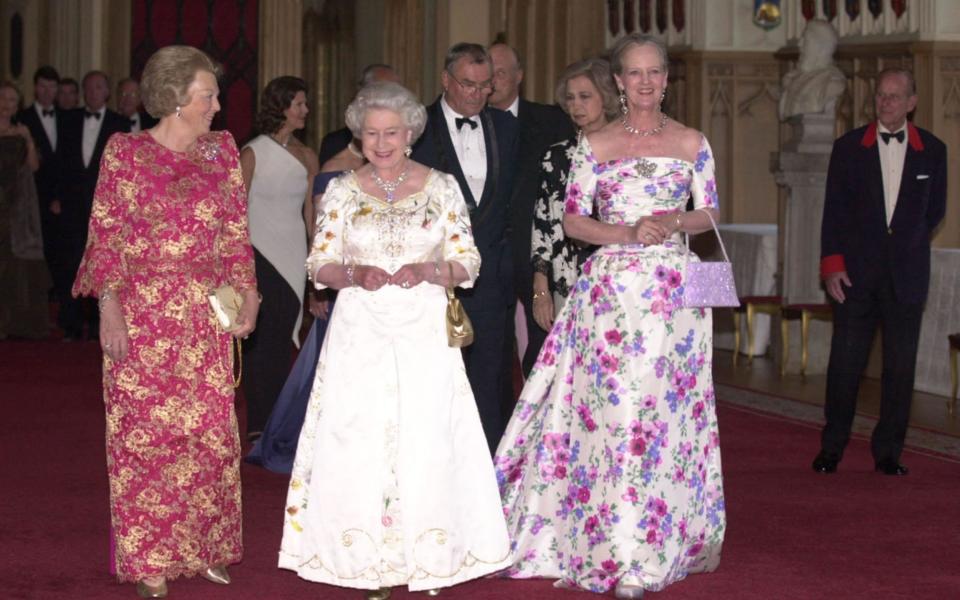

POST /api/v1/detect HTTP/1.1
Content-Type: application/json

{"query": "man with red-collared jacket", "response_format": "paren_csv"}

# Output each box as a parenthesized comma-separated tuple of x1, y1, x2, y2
(812, 68, 946, 477)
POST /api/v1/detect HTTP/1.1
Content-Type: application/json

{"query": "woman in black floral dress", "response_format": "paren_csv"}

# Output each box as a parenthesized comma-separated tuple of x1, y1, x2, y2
(530, 59, 619, 331)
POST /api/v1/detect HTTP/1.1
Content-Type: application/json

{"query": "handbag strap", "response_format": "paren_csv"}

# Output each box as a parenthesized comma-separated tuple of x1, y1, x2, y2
(684, 208, 732, 263)
(445, 261, 456, 301)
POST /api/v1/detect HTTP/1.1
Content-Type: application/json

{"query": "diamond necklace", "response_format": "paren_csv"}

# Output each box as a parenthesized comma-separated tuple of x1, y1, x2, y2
(371, 165, 409, 202)
(621, 112, 668, 137)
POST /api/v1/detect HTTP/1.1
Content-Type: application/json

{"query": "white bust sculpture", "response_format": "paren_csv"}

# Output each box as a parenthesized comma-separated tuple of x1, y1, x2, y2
(779, 19, 846, 120)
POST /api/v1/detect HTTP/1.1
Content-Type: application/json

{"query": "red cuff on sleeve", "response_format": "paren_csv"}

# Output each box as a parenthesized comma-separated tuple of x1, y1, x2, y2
(820, 254, 846, 278)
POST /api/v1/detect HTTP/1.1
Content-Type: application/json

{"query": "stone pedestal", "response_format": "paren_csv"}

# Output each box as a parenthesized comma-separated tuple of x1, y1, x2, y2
(773, 109, 836, 374)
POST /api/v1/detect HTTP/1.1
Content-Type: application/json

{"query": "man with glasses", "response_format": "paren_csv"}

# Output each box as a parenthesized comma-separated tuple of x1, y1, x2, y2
(412, 42, 519, 455)
(813, 68, 946, 477)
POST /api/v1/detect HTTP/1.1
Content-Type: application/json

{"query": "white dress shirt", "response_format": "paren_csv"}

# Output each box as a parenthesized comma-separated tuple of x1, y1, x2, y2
(877, 122, 908, 226)
(33, 101, 57, 151)
(504, 96, 520, 118)
(82, 106, 106, 168)
(440, 97, 486, 204)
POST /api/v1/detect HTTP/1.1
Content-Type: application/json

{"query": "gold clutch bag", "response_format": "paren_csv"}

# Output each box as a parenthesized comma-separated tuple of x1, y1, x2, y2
(445, 262, 473, 347)
(208, 285, 244, 332)
(208, 285, 244, 388)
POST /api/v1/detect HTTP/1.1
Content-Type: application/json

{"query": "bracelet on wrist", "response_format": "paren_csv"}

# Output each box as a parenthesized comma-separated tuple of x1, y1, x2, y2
(345, 265, 356, 287)
(433, 259, 442, 284)
(98, 289, 115, 313)
(532, 289, 549, 301)
(675, 213, 683, 232)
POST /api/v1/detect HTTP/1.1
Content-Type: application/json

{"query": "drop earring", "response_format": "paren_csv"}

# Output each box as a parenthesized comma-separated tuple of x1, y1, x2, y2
(176, 106, 182, 118)
(619, 91, 628, 116)
(404, 145, 412, 157)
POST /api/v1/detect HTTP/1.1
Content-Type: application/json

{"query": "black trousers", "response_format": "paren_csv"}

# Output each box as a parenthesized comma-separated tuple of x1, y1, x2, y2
(242, 249, 301, 435)
(53, 218, 94, 338)
(820, 273, 924, 463)
(462, 301, 511, 455)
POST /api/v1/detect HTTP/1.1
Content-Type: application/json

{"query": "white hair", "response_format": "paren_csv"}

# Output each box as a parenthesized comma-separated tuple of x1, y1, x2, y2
(344, 82, 427, 143)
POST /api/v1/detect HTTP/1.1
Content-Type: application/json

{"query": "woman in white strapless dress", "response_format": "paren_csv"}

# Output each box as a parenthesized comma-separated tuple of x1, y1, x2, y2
(240, 76, 319, 441)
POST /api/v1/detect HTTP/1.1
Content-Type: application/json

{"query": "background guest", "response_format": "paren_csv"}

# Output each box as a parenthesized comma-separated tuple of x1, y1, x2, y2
(316, 63, 400, 166)
(56, 77, 80, 110)
(115, 77, 158, 133)
(279, 81, 510, 599)
(56, 69, 130, 340)
(240, 75, 318, 442)
(411, 42, 519, 454)
(0, 80, 49, 339)
(72, 45, 258, 597)
(495, 34, 725, 598)
(529, 58, 617, 333)
(245, 167, 339, 473)
(813, 68, 947, 477)
(487, 42, 574, 379)
(18, 66, 64, 287)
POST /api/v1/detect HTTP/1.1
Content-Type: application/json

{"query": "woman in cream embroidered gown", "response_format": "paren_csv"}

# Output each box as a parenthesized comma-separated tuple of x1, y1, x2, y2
(494, 35, 725, 598)
(279, 82, 510, 598)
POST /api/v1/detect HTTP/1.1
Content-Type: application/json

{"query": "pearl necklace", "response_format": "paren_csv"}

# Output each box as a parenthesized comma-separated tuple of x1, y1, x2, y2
(371, 166, 409, 202)
(621, 112, 668, 137)
(273, 134, 291, 148)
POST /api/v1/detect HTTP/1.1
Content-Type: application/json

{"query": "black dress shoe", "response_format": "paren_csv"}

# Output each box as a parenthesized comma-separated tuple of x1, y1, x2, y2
(875, 459, 908, 476)
(812, 452, 839, 474)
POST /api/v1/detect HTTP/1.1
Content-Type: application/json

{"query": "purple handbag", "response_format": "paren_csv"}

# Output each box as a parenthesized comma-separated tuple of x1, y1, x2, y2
(682, 209, 740, 308)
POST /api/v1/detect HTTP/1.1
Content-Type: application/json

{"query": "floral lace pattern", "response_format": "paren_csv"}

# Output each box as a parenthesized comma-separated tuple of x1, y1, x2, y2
(72, 130, 255, 581)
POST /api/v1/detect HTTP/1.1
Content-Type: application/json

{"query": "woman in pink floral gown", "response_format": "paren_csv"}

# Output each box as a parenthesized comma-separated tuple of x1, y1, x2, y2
(494, 35, 725, 599)
(72, 46, 259, 598)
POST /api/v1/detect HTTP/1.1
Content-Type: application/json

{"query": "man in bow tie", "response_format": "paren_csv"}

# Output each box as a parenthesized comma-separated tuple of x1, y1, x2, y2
(813, 68, 946, 477)
(116, 78, 158, 133)
(412, 43, 519, 455)
(18, 66, 65, 275)
(55, 70, 130, 340)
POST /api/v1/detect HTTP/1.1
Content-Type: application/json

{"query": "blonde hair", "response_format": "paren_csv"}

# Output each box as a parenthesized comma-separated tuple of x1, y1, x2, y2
(140, 45, 221, 118)
(555, 58, 620, 122)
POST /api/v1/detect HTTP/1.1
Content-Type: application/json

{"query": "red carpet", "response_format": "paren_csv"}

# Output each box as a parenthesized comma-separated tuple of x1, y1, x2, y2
(2, 339, 959, 599)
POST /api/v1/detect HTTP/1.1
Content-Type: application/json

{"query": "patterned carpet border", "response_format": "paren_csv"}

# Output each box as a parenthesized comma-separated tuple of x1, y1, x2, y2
(715, 383, 960, 462)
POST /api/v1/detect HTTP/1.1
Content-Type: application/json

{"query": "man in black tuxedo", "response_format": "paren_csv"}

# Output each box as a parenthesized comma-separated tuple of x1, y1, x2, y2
(17, 66, 65, 273)
(317, 64, 400, 166)
(116, 78, 158, 133)
(57, 78, 80, 110)
(812, 68, 946, 476)
(488, 43, 574, 380)
(55, 70, 130, 339)
(412, 43, 519, 454)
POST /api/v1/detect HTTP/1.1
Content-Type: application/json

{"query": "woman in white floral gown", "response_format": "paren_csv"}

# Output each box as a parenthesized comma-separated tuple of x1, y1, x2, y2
(279, 82, 510, 599)
(495, 34, 726, 599)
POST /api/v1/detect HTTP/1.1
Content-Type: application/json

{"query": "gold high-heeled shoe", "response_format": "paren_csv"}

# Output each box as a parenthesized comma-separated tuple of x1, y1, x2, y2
(135, 578, 168, 598)
(201, 565, 231, 585)
(365, 588, 392, 600)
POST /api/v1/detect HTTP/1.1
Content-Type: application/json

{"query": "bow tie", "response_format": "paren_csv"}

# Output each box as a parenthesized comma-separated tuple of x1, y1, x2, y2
(880, 130, 904, 144)
(85, 111, 101, 120)
(129, 117, 138, 126)
(455, 116, 478, 131)
(41, 108, 55, 117)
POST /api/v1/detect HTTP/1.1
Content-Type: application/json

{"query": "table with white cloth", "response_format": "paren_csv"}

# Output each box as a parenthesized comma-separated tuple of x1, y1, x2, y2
(691, 223, 779, 356)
